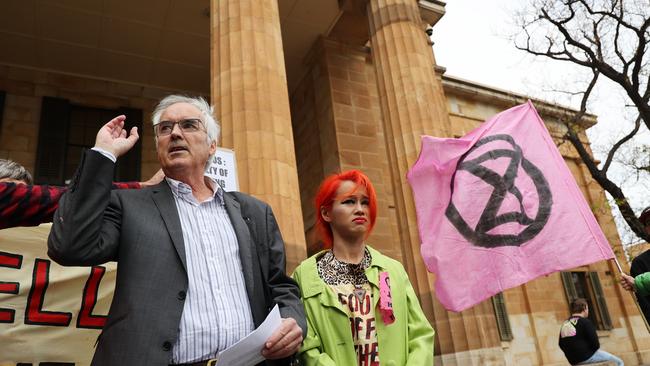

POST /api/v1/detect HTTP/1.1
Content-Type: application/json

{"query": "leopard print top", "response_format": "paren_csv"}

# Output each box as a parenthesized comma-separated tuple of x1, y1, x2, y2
(316, 247, 372, 286)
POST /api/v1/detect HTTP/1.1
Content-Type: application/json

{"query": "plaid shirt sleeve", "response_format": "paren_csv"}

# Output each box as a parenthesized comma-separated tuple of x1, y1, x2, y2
(111, 182, 141, 189)
(0, 181, 141, 229)
(0, 183, 65, 229)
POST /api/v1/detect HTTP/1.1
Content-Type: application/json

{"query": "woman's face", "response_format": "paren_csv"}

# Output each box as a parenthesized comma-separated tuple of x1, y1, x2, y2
(322, 180, 371, 241)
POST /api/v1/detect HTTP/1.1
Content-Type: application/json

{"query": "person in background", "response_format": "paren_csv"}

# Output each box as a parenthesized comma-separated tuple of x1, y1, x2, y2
(558, 298, 624, 366)
(292, 169, 434, 365)
(0, 158, 33, 184)
(0, 158, 162, 229)
(621, 271, 650, 295)
(620, 208, 650, 321)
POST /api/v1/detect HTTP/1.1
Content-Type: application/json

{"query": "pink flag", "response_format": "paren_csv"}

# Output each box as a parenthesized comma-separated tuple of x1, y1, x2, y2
(407, 101, 614, 312)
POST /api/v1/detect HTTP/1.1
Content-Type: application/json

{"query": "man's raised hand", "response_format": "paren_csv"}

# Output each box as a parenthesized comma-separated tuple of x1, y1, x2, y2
(94, 115, 140, 158)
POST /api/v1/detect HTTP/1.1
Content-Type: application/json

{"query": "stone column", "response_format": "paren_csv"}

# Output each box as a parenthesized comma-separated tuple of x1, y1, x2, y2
(367, 0, 504, 361)
(210, 0, 306, 270)
(367, 0, 451, 314)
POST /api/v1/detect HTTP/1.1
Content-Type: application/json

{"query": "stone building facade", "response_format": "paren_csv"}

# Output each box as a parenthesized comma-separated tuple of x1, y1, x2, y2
(0, 0, 648, 364)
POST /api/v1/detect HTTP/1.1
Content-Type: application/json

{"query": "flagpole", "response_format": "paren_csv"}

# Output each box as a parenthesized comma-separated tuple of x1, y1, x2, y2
(611, 258, 650, 333)
(612, 256, 624, 275)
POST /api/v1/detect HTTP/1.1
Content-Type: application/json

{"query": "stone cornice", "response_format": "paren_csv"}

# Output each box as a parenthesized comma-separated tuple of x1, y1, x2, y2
(419, 0, 446, 26)
(441, 74, 598, 129)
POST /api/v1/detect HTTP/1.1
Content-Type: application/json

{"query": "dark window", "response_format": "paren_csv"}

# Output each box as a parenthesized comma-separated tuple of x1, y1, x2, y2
(0, 91, 5, 137)
(492, 292, 513, 341)
(65, 106, 115, 181)
(561, 271, 613, 330)
(34, 97, 142, 185)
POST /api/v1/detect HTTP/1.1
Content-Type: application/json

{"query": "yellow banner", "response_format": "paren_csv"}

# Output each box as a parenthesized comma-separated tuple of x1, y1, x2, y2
(0, 224, 116, 365)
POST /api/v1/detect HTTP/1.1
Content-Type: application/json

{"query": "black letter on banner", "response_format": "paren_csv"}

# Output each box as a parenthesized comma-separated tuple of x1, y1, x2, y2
(0, 251, 22, 323)
(25, 259, 72, 326)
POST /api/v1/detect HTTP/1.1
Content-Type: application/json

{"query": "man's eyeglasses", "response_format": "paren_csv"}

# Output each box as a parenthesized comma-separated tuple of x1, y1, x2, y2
(154, 118, 204, 136)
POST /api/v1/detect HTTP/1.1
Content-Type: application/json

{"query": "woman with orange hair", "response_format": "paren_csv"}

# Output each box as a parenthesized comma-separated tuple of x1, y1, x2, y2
(292, 170, 434, 365)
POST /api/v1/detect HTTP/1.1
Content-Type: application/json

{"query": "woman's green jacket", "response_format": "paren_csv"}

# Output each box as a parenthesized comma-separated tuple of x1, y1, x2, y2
(292, 246, 435, 366)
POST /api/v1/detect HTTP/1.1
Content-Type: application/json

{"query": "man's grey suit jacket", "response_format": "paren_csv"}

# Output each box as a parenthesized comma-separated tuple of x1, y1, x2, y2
(48, 150, 306, 365)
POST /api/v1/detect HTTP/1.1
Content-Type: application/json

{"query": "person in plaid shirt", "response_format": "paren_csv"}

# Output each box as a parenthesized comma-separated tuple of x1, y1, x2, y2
(0, 158, 162, 229)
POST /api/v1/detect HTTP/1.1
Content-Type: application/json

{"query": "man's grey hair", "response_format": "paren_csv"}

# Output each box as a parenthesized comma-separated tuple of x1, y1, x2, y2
(151, 95, 221, 154)
(0, 159, 33, 184)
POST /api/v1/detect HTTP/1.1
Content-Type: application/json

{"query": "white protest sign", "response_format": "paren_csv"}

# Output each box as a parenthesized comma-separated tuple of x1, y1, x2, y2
(205, 147, 239, 191)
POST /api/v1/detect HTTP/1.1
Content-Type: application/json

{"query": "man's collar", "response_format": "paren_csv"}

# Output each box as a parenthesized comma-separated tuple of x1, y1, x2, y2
(165, 175, 225, 206)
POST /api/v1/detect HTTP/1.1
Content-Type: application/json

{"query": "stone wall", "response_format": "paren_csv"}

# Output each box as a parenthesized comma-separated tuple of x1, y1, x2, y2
(0, 64, 196, 180)
(289, 38, 401, 260)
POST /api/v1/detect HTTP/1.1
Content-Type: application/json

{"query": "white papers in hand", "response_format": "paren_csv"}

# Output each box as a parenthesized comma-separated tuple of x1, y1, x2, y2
(214, 304, 282, 366)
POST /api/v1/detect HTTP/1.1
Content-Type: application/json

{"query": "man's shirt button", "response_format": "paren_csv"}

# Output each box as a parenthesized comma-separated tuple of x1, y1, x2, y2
(162, 341, 171, 351)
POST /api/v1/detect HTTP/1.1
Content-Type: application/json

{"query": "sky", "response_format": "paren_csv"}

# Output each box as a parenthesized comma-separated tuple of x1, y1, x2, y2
(430, 0, 649, 246)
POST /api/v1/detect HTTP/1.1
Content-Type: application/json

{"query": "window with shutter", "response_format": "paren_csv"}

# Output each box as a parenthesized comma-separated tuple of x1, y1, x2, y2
(0, 91, 6, 138)
(34, 97, 142, 184)
(114, 107, 142, 182)
(491, 292, 513, 341)
(560, 272, 578, 303)
(34, 97, 71, 184)
(589, 271, 613, 330)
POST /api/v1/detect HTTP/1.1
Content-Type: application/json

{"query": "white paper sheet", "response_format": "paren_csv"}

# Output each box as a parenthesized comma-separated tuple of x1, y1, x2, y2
(214, 304, 281, 366)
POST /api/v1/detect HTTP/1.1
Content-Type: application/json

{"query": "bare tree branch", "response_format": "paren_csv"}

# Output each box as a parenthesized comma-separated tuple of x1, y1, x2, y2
(602, 116, 642, 173)
(630, 17, 650, 90)
(515, 0, 650, 242)
(565, 126, 650, 242)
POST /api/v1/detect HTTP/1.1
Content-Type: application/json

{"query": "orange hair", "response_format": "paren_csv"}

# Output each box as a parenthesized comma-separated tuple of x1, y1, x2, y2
(314, 170, 378, 248)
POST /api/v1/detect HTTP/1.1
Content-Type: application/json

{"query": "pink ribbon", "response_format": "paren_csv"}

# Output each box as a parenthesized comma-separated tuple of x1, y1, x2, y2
(379, 271, 395, 325)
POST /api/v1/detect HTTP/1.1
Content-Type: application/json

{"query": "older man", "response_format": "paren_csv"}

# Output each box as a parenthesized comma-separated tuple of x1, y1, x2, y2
(48, 95, 306, 365)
